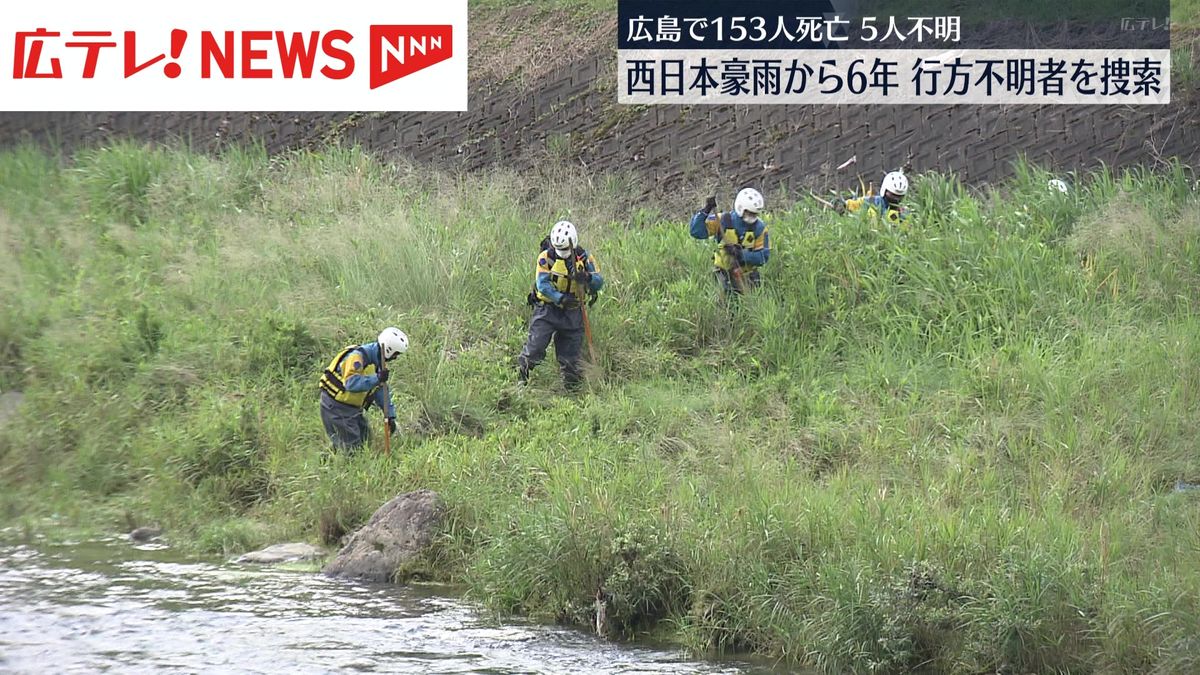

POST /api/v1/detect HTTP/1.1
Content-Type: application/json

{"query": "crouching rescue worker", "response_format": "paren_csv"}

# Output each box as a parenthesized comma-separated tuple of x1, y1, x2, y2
(318, 327, 408, 452)
(518, 220, 604, 390)
(835, 170, 910, 224)
(689, 187, 771, 294)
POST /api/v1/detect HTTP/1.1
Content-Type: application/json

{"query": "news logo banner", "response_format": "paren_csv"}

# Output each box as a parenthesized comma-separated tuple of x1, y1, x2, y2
(617, 0, 1170, 105)
(1, 0, 467, 111)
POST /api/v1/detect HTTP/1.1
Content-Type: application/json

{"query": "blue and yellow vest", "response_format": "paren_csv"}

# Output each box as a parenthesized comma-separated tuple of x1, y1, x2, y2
(534, 247, 592, 304)
(318, 346, 381, 408)
(710, 213, 764, 272)
(846, 195, 906, 224)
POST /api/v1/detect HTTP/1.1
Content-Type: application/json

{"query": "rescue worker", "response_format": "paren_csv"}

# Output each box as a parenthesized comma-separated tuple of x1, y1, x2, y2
(689, 187, 771, 293)
(318, 327, 408, 451)
(835, 170, 910, 224)
(518, 220, 604, 390)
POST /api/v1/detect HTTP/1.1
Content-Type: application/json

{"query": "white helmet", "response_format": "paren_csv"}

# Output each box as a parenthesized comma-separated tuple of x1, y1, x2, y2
(1048, 178, 1068, 194)
(378, 327, 408, 360)
(881, 171, 909, 196)
(549, 220, 578, 255)
(733, 188, 764, 223)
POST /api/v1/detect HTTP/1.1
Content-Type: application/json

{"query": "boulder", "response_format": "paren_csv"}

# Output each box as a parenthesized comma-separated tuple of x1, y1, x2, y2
(128, 526, 162, 542)
(238, 542, 324, 564)
(322, 489, 445, 583)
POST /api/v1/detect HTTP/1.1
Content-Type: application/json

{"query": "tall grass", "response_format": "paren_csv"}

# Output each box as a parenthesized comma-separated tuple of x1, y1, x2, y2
(1, 141, 1199, 672)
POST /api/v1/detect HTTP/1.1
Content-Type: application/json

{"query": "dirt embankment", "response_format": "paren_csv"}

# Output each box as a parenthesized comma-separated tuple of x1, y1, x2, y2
(1, 6, 1197, 198)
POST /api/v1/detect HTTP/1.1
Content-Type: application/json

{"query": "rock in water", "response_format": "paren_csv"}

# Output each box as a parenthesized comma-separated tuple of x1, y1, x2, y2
(128, 526, 162, 542)
(322, 489, 445, 583)
(238, 542, 324, 564)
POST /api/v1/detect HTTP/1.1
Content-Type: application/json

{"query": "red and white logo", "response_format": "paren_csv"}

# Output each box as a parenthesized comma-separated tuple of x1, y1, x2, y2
(370, 25, 453, 89)
(0, 1, 467, 111)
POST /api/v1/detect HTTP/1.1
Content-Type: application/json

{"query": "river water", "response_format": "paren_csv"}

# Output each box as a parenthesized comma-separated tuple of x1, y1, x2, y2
(0, 534, 782, 674)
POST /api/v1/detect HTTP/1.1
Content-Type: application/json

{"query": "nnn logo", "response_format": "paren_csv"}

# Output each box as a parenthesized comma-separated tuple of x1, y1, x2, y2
(369, 25, 453, 89)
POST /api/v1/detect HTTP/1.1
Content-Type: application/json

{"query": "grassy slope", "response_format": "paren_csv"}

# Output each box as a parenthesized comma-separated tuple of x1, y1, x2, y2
(1, 142, 1199, 672)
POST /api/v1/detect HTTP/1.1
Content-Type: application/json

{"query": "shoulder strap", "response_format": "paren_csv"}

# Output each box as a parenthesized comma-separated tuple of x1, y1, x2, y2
(336, 345, 368, 370)
(321, 345, 363, 394)
(720, 212, 734, 232)
(335, 344, 359, 364)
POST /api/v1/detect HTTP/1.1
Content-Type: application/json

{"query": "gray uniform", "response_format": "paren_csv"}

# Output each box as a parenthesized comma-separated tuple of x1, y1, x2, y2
(320, 391, 371, 451)
(518, 303, 584, 387)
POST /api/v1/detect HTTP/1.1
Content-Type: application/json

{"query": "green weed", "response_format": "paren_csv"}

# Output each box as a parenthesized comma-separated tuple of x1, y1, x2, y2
(1, 143, 1198, 672)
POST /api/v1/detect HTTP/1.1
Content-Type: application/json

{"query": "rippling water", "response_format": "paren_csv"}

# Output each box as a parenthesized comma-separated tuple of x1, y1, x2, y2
(0, 534, 782, 674)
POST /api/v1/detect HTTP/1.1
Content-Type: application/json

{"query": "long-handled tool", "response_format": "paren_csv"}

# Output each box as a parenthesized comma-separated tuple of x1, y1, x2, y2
(809, 190, 837, 210)
(379, 354, 391, 457)
(724, 244, 747, 294)
(581, 301, 597, 363)
(569, 251, 599, 363)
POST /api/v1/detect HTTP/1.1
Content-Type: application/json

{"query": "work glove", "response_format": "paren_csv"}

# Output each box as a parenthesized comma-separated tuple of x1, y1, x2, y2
(703, 196, 717, 214)
(386, 417, 397, 434)
(376, 369, 390, 384)
(573, 269, 592, 285)
(724, 244, 743, 263)
(560, 294, 581, 310)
